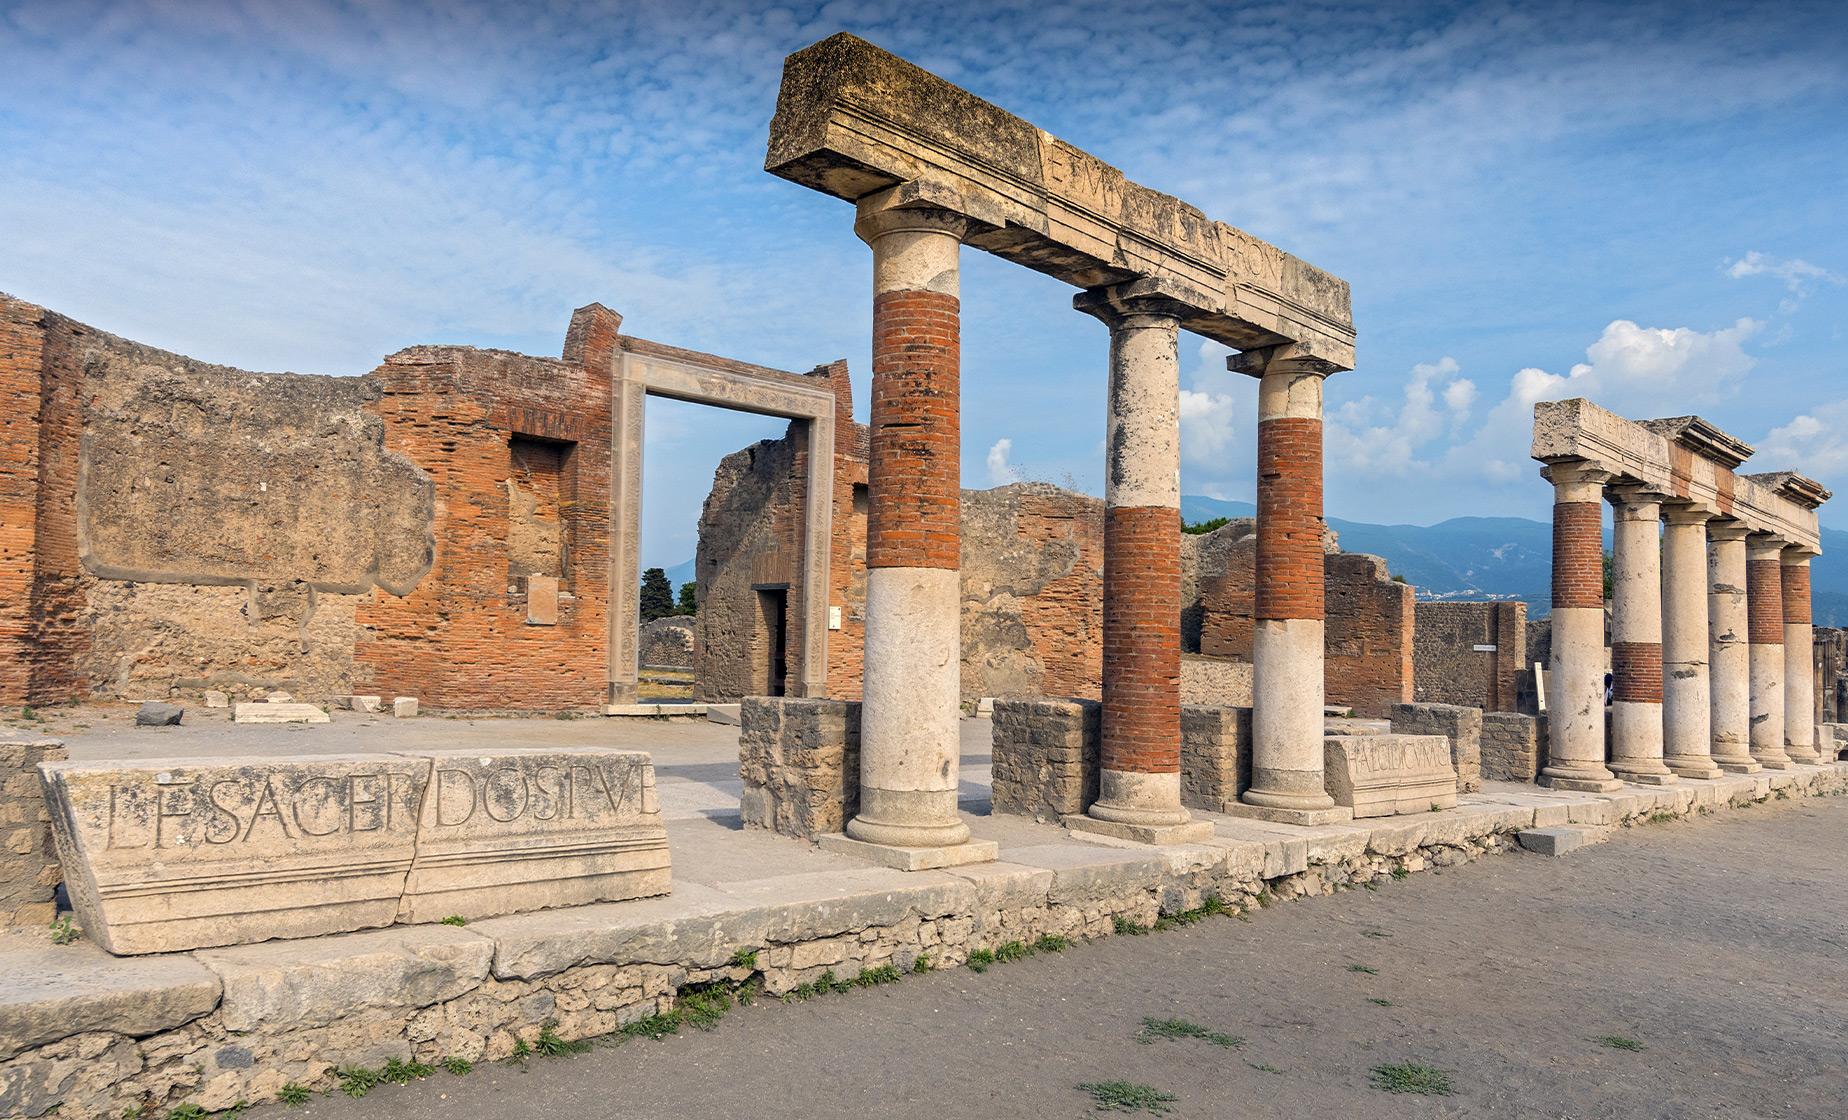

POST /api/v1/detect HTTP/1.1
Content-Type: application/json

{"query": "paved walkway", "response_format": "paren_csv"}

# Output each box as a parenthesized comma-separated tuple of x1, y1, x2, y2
(251, 794, 1848, 1120)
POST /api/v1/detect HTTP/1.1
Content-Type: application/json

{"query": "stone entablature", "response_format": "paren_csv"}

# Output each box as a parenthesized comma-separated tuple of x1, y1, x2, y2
(764, 35, 1355, 368)
(39, 749, 669, 955)
(1532, 398, 1823, 550)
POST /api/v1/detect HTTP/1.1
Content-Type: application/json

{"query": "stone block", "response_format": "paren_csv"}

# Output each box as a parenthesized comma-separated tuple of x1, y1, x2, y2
(331, 695, 384, 713)
(0, 943, 221, 1060)
(40, 755, 427, 954)
(817, 833, 1000, 871)
(393, 697, 419, 718)
(1062, 814, 1215, 847)
(1322, 734, 1459, 819)
(525, 574, 559, 626)
(739, 697, 860, 840)
(203, 690, 230, 709)
(197, 924, 493, 1032)
(396, 748, 671, 924)
(136, 702, 183, 727)
(1180, 704, 1250, 810)
(0, 737, 66, 929)
(232, 702, 330, 724)
(1517, 825, 1602, 856)
(990, 698, 1098, 820)
(1389, 702, 1483, 793)
(1481, 712, 1545, 783)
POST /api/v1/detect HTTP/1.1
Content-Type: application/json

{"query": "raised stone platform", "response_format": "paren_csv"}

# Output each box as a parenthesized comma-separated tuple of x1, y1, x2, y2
(7, 757, 1845, 1119)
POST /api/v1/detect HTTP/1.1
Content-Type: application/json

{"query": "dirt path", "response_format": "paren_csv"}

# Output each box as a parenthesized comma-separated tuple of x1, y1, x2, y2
(261, 795, 1848, 1120)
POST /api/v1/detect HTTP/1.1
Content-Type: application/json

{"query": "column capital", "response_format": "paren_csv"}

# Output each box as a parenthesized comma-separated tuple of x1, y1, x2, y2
(1746, 531, 1787, 561)
(1781, 544, 1818, 563)
(1540, 458, 1613, 501)
(1661, 501, 1713, 526)
(1707, 518, 1750, 543)
(1606, 481, 1668, 516)
(1228, 340, 1344, 378)
(853, 204, 969, 246)
(1073, 276, 1210, 330)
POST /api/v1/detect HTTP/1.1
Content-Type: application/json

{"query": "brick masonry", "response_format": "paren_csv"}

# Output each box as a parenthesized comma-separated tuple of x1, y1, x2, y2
(1101, 505, 1182, 775)
(867, 289, 959, 571)
(0, 736, 66, 928)
(1611, 641, 1663, 703)
(1255, 416, 1325, 621)
(1783, 563, 1810, 625)
(737, 697, 861, 840)
(1552, 500, 1604, 609)
(1413, 601, 1526, 712)
(990, 698, 1100, 820)
(1747, 557, 1784, 645)
(1482, 712, 1548, 783)
(1389, 703, 1483, 793)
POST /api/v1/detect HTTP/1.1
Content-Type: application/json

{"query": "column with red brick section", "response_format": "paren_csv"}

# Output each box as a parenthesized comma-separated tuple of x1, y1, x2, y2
(1707, 520, 1760, 773)
(1066, 281, 1211, 845)
(1661, 504, 1723, 779)
(1782, 548, 1821, 762)
(1230, 351, 1352, 823)
(1606, 484, 1675, 784)
(1746, 533, 1792, 769)
(834, 202, 994, 865)
(1539, 460, 1623, 791)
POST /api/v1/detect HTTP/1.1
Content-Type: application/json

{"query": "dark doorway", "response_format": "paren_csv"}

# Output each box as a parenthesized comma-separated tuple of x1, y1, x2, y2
(756, 586, 789, 696)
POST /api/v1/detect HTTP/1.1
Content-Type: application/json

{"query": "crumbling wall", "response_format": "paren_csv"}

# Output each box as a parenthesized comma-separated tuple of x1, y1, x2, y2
(694, 438, 800, 700)
(960, 483, 1104, 700)
(0, 736, 65, 927)
(1414, 601, 1526, 712)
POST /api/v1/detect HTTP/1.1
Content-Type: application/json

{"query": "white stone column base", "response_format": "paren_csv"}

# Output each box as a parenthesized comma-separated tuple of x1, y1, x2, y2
(1063, 814, 1214, 846)
(1662, 755, 1725, 780)
(1539, 772, 1625, 793)
(1219, 800, 1355, 826)
(1714, 756, 1764, 775)
(818, 833, 998, 872)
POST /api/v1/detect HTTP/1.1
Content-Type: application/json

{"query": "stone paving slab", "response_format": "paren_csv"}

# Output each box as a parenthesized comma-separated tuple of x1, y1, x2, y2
(0, 942, 221, 1060)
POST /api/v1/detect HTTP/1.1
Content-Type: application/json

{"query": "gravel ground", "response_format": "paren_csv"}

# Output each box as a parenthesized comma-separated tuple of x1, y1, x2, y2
(257, 793, 1848, 1120)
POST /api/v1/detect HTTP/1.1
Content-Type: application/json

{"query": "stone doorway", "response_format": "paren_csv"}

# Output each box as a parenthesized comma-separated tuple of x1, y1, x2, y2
(757, 586, 789, 696)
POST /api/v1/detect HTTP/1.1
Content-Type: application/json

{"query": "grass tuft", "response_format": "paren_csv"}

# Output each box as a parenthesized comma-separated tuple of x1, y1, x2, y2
(335, 1065, 381, 1099)
(1032, 934, 1071, 953)
(1370, 1063, 1454, 1095)
(1390, 866, 1410, 880)
(729, 947, 758, 970)
(534, 1026, 592, 1057)
(1367, 997, 1394, 1007)
(1113, 916, 1151, 936)
(1346, 964, 1379, 974)
(277, 1083, 311, 1107)
(1135, 1017, 1242, 1048)
(1077, 1080, 1179, 1115)
(441, 1057, 472, 1076)
(911, 953, 933, 973)
(439, 915, 467, 927)
(1594, 1034, 1646, 1052)
(966, 948, 997, 973)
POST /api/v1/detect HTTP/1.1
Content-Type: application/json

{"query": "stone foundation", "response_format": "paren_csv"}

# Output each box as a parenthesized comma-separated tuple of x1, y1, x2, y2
(1482, 712, 1546, 783)
(1180, 705, 1251, 811)
(738, 697, 860, 839)
(990, 698, 1099, 821)
(1389, 702, 1484, 793)
(6, 763, 1844, 1119)
(1, 737, 67, 928)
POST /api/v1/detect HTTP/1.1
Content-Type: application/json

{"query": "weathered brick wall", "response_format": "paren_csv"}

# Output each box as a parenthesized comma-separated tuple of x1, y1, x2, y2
(738, 696, 860, 839)
(962, 484, 1105, 701)
(1414, 601, 1527, 712)
(1482, 712, 1547, 783)
(1389, 702, 1483, 792)
(0, 736, 66, 927)
(990, 697, 1099, 820)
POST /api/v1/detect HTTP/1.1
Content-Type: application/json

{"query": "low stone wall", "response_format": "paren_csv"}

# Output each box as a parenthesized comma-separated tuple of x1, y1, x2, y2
(1823, 723, 1846, 758)
(1, 737, 67, 928)
(738, 697, 860, 839)
(7, 764, 1844, 1119)
(1482, 712, 1546, 783)
(990, 698, 1099, 821)
(1389, 703, 1483, 793)
(1179, 655, 1252, 707)
(638, 617, 695, 669)
(1180, 706, 1250, 811)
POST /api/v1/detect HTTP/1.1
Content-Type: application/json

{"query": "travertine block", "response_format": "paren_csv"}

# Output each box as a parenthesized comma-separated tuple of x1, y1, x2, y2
(232, 702, 330, 724)
(1180, 704, 1250, 810)
(739, 697, 860, 839)
(396, 748, 670, 924)
(41, 755, 426, 954)
(1389, 702, 1483, 792)
(990, 698, 1098, 820)
(393, 697, 419, 718)
(1322, 734, 1458, 819)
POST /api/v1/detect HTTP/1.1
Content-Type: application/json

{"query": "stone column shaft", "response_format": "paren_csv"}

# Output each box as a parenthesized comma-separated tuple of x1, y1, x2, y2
(847, 205, 974, 852)
(1607, 486, 1674, 784)
(1235, 357, 1350, 823)
(1540, 460, 1623, 792)
(1660, 506, 1722, 779)
(1746, 534, 1792, 770)
(1707, 521, 1759, 773)
(1068, 283, 1209, 844)
(1781, 550, 1821, 763)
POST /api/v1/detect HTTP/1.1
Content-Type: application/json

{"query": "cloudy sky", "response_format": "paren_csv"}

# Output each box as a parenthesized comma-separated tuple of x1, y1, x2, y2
(3, 0, 1845, 568)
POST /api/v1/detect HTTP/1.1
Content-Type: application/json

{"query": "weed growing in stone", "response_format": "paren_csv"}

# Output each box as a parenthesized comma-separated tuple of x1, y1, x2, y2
(1076, 1080, 1179, 1115)
(1154, 895, 1228, 929)
(509, 1037, 532, 1061)
(1368, 998, 1394, 1007)
(1112, 916, 1150, 936)
(165, 1106, 208, 1120)
(966, 948, 997, 973)
(1370, 1063, 1454, 1095)
(1647, 812, 1675, 825)
(1594, 1035, 1646, 1051)
(439, 915, 467, 927)
(1254, 890, 1275, 907)
(1032, 934, 1070, 953)
(121, 1104, 152, 1119)
(380, 1057, 434, 1084)
(276, 1083, 311, 1107)
(535, 1026, 592, 1057)
(621, 1010, 681, 1040)
(1390, 866, 1410, 880)
(1135, 1017, 1243, 1048)
(911, 953, 933, 973)
(729, 947, 758, 970)
(440, 1057, 472, 1076)
(994, 940, 1031, 963)
(676, 984, 736, 1029)
(220, 1100, 251, 1118)
(1346, 964, 1379, 974)
(853, 964, 902, 987)
(336, 1066, 381, 1098)
(49, 915, 79, 945)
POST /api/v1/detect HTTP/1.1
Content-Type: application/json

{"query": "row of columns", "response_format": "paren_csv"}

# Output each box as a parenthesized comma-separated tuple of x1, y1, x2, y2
(846, 200, 1343, 855)
(1544, 460, 1822, 792)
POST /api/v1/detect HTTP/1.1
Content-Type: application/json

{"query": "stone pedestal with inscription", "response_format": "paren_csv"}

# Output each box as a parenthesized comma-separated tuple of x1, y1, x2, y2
(39, 749, 671, 955)
(1321, 734, 1459, 819)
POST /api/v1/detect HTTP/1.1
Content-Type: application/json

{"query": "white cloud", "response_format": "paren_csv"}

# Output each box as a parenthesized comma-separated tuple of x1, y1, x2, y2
(1326, 355, 1475, 475)
(1725, 251, 1843, 309)
(985, 438, 1021, 486)
(1756, 400, 1848, 483)
(1178, 385, 1238, 466)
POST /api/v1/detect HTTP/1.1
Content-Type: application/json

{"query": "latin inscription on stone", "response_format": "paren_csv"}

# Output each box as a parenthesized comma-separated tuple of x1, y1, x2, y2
(41, 748, 671, 955)
(1323, 735, 1459, 819)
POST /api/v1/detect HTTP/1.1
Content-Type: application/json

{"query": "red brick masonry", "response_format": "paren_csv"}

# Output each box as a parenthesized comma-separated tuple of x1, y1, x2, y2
(868, 289, 959, 571)
(1747, 558, 1784, 645)
(1551, 500, 1604, 610)
(1255, 416, 1324, 621)
(1782, 563, 1810, 626)
(1101, 505, 1181, 775)
(1611, 641, 1663, 704)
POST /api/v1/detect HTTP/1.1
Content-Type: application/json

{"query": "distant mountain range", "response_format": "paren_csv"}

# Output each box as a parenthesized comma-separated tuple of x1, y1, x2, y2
(1180, 495, 1848, 627)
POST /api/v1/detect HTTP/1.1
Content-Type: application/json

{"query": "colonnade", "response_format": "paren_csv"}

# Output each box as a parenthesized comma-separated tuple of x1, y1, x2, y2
(1543, 459, 1825, 791)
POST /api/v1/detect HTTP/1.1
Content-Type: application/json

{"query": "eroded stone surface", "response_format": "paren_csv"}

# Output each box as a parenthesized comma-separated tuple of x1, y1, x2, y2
(0, 943, 220, 1059)
(1323, 734, 1459, 818)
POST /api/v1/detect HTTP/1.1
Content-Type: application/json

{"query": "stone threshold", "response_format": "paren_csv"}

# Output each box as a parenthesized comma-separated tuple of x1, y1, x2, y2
(4, 761, 1843, 1119)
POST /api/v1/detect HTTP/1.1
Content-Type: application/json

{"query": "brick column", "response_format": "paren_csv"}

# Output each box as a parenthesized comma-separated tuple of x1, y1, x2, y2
(1539, 460, 1623, 792)
(1746, 533, 1792, 770)
(836, 202, 995, 867)
(1067, 281, 1211, 845)
(1706, 520, 1760, 773)
(1781, 548, 1821, 763)
(1606, 485, 1675, 784)
(1660, 504, 1722, 779)
(1232, 352, 1352, 824)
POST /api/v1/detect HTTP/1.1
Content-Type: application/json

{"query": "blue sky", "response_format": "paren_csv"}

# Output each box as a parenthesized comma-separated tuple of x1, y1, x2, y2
(3, 0, 1845, 569)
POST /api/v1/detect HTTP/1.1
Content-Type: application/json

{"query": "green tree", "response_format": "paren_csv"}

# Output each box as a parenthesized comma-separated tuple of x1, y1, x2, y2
(676, 581, 698, 616)
(639, 567, 674, 621)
